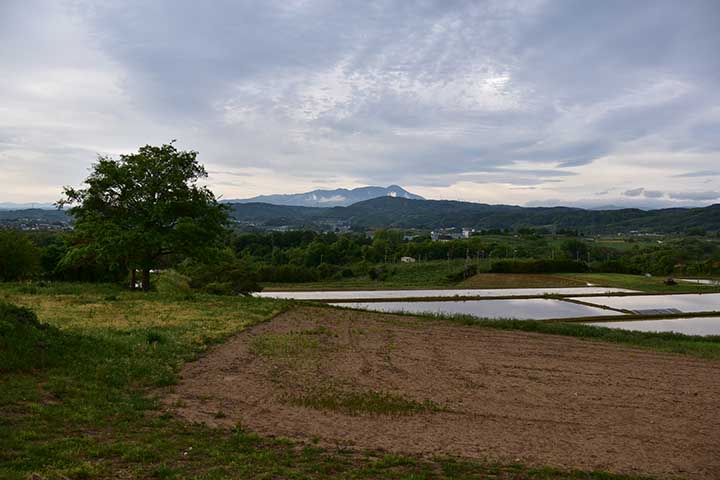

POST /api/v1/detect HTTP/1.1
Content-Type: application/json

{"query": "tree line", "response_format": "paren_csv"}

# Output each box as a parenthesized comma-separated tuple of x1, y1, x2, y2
(0, 142, 718, 290)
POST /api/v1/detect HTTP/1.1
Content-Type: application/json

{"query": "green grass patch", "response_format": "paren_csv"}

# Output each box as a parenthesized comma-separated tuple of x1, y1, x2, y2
(289, 388, 442, 416)
(250, 332, 322, 357)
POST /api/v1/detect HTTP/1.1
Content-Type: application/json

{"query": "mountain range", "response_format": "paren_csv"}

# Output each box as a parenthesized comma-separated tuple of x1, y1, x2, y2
(229, 196, 720, 233)
(224, 185, 423, 207)
(2, 195, 719, 234)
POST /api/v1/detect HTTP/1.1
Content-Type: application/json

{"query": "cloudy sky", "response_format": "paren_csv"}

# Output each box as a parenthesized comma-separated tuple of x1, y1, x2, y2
(1, 0, 719, 208)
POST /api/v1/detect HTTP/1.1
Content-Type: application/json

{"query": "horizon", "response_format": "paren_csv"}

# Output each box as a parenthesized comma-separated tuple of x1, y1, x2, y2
(2, 184, 718, 212)
(1, 1, 719, 208)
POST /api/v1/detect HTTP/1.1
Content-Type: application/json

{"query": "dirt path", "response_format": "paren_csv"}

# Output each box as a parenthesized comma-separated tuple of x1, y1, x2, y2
(163, 307, 720, 479)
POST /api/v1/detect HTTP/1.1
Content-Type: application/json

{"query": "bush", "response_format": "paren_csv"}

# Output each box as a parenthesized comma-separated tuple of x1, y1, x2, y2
(0, 231, 40, 281)
(0, 301, 58, 373)
(446, 264, 478, 282)
(157, 270, 193, 299)
(257, 264, 318, 283)
(591, 260, 641, 275)
(368, 266, 396, 281)
(490, 259, 589, 274)
(317, 263, 337, 279)
(203, 281, 234, 296)
(181, 259, 262, 294)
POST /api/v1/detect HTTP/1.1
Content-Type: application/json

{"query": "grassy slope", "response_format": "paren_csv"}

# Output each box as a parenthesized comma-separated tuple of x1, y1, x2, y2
(264, 257, 720, 293)
(0, 282, 697, 479)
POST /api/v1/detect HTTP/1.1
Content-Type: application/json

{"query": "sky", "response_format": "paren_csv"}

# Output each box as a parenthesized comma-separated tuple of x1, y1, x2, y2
(1, 0, 719, 209)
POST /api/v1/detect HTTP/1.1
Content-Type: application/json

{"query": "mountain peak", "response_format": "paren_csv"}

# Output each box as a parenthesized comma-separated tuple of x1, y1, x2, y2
(226, 185, 423, 207)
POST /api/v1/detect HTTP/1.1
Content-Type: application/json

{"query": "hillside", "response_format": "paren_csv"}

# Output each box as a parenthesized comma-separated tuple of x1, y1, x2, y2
(228, 197, 720, 233)
(3, 199, 718, 233)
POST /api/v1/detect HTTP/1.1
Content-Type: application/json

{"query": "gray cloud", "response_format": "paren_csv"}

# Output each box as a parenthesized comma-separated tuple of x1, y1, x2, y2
(624, 188, 645, 197)
(0, 0, 719, 206)
(643, 190, 664, 198)
(673, 170, 720, 178)
(668, 191, 720, 201)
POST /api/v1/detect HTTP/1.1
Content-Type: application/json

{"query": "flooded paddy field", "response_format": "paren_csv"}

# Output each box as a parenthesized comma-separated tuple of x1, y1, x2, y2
(572, 293, 720, 315)
(256, 286, 635, 300)
(331, 298, 623, 320)
(586, 316, 720, 336)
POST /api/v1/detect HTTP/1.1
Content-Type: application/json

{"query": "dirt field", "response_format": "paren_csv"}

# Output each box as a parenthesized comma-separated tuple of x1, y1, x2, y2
(164, 307, 720, 479)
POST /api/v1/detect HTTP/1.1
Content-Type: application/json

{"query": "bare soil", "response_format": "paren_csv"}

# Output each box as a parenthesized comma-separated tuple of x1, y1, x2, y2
(163, 307, 720, 479)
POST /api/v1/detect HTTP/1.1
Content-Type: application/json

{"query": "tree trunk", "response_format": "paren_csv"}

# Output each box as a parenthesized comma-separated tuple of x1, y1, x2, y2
(130, 269, 137, 290)
(142, 268, 151, 291)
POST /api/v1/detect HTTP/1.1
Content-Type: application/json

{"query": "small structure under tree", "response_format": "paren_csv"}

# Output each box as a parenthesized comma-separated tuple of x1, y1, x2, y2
(58, 142, 229, 291)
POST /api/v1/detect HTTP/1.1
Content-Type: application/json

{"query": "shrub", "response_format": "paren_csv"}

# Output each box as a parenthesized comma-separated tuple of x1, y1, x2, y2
(257, 264, 318, 283)
(203, 281, 234, 296)
(0, 301, 58, 373)
(156, 270, 193, 299)
(490, 259, 589, 274)
(0, 231, 40, 281)
(446, 264, 478, 282)
(368, 266, 396, 281)
(182, 260, 262, 294)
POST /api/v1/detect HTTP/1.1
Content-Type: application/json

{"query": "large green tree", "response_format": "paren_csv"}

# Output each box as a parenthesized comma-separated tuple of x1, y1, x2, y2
(58, 142, 229, 290)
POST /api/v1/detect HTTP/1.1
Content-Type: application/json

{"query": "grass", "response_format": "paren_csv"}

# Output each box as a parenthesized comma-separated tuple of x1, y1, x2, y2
(288, 388, 442, 416)
(250, 331, 322, 357)
(0, 281, 681, 479)
(555, 272, 720, 293)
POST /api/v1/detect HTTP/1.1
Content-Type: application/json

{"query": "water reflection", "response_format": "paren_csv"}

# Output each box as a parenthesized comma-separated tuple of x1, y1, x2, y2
(586, 317, 720, 336)
(331, 298, 623, 320)
(573, 293, 720, 314)
(258, 286, 635, 300)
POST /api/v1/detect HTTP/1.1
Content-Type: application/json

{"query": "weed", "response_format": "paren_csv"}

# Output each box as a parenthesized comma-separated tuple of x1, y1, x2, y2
(250, 332, 321, 357)
(288, 388, 442, 416)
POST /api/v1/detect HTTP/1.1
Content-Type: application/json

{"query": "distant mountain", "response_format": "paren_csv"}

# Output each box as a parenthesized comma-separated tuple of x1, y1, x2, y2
(225, 185, 423, 207)
(227, 197, 720, 233)
(0, 202, 55, 210)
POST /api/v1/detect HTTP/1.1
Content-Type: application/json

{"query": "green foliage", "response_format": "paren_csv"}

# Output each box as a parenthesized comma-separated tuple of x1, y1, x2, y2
(288, 388, 442, 416)
(0, 301, 58, 373)
(0, 230, 40, 281)
(368, 265, 396, 281)
(491, 259, 590, 274)
(257, 264, 320, 283)
(561, 239, 589, 260)
(58, 142, 229, 290)
(446, 264, 478, 282)
(181, 256, 262, 295)
(156, 270, 193, 299)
